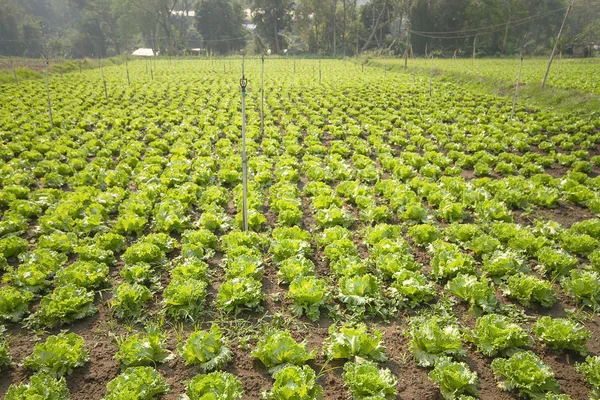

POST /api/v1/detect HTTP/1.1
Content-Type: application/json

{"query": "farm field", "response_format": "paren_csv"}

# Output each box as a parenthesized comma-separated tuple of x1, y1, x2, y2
(0, 58, 600, 399)
(376, 57, 600, 95)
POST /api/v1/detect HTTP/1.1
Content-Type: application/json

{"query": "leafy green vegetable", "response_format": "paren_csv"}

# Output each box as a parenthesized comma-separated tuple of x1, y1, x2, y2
(5, 373, 70, 400)
(163, 278, 208, 320)
(0, 286, 32, 322)
(471, 314, 531, 357)
(252, 330, 315, 374)
(217, 277, 263, 313)
(324, 323, 387, 362)
(388, 269, 436, 307)
(491, 351, 559, 398)
(429, 240, 476, 281)
(104, 366, 169, 400)
(179, 324, 233, 371)
(23, 332, 89, 377)
(33, 284, 97, 328)
(428, 357, 478, 400)
(263, 365, 323, 400)
(503, 273, 557, 308)
(575, 356, 600, 399)
(446, 274, 498, 315)
(184, 371, 244, 400)
(533, 317, 591, 355)
(342, 360, 397, 400)
(54, 260, 109, 289)
(561, 269, 600, 309)
(115, 325, 171, 368)
(110, 282, 153, 319)
(407, 315, 465, 367)
(286, 276, 329, 321)
(277, 256, 315, 284)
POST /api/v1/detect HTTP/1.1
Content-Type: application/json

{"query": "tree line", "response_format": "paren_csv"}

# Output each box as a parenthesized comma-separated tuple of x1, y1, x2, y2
(0, 0, 598, 58)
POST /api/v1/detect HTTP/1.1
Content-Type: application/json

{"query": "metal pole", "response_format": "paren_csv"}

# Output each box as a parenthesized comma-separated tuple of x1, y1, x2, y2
(240, 57, 249, 232)
(261, 54, 265, 134)
(126, 60, 130, 86)
(542, 1, 573, 88)
(11, 58, 18, 86)
(429, 55, 433, 97)
(511, 54, 524, 120)
(100, 57, 108, 99)
(45, 58, 53, 128)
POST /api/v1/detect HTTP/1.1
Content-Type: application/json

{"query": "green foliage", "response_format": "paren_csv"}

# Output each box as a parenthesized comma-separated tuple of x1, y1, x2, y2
(561, 269, 600, 309)
(491, 351, 559, 398)
(34, 284, 97, 328)
(428, 358, 478, 400)
(252, 330, 315, 374)
(503, 273, 557, 308)
(277, 256, 315, 284)
(263, 365, 323, 400)
(408, 224, 441, 246)
(179, 324, 233, 372)
(54, 260, 109, 289)
(446, 274, 498, 315)
(286, 276, 329, 321)
(536, 247, 578, 278)
(217, 277, 263, 313)
(0, 334, 11, 370)
(184, 371, 244, 399)
(407, 315, 465, 367)
(110, 282, 153, 319)
(23, 332, 89, 377)
(429, 241, 476, 281)
(0, 286, 32, 322)
(104, 366, 169, 400)
(324, 323, 387, 362)
(342, 360, 397, 400)
(533, 317, 591, 355)
(115, 326, 171, 368)
(123, 242, 165, 265)
(575, 356, 600, 399)
(163, 278, 208, 320)
(471, 314, 531, 357)
(388, 269, 436, 307)
(5, 373, 70, 400)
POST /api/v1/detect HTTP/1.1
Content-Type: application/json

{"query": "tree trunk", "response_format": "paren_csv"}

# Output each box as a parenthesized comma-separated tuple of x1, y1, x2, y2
(361, 0, 387, 52)
(274, 21, 280, 53)
(343, 0, 347, 55)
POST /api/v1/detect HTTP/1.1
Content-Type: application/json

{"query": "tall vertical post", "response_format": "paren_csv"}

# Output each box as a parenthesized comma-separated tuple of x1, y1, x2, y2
(146, 58, 148, 74)
(542, 0, 573, 88)
(11, 58, 18, 86)
(126, 59, 130, 86)
(100, 57, 108, 99)
(45, 58, 53, 128)
(79, 60, 82, 73)
(261, 54, 265, 134)
(511, 54, 524, 120)
(240, 57, 249, 232)
(472, 36, 477, 67)
(319, 59, 322, 84)
(429, 55, 433, 97)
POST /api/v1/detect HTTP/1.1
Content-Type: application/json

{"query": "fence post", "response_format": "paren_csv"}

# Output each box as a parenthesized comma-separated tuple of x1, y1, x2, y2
(240, 57, 249, 232)
(511, 54, 524, 120)
(45, 58, 53, 128)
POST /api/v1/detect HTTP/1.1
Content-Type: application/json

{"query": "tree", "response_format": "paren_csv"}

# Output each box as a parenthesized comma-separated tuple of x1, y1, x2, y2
(252, 0, 294, 53)
(195, 0, 247, 54)
(0, 1, 21, 56)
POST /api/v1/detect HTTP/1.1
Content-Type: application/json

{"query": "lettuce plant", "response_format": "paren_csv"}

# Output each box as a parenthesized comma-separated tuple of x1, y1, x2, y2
(5, 373, 70, 400)
(276, 256, 315, 284)
(575, 356, 600, 399)
(561, 270, 600, 309)
(23, 332, 89, 377)
(533, 317, 591, 355)
(388, 269, 436, 308)
(34, 284, 97, 328)
(184, 371, 244, 400)
(446, 274, 498, 315)
(252, 330, 315, 374)
(408, 224, 441, 246)
(482, 250, 527, 280)
(115, 326, 171, 368)
(471, 314, 531, 357)
(407, 315, 465, 367)
(217, 277, 263, 313)
(179, 324, 233, 371)
(54, 260, 109, 289)
(111, 282, 153, 319)
(0, 286, 32, 322)
(503, 273, 556, 308)
(429, 241, 475, 281)
(428, 357, 478, 400)
(324, 323, 387, 362)
(342, 360, 397, 400)
(286, 276, 329, 321)
(536, 247, 578, 278)
(263, 365, 323, 400)
(104, 366, 169, 400)
(0, 333, 11, 370)
(491, 351, 559, 398)
(338, 273, 385, 316)
(120, 262, 160, 289)
(163, 278, 208, 320)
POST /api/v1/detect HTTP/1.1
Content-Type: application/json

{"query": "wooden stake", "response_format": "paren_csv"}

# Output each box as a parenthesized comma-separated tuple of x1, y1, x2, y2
(100, 57, 108, 99)
(45, 58, 53, 128)
(542, 1, 573, 88)
(126, 60, 130, 86)
(11, 58, 18, 86)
